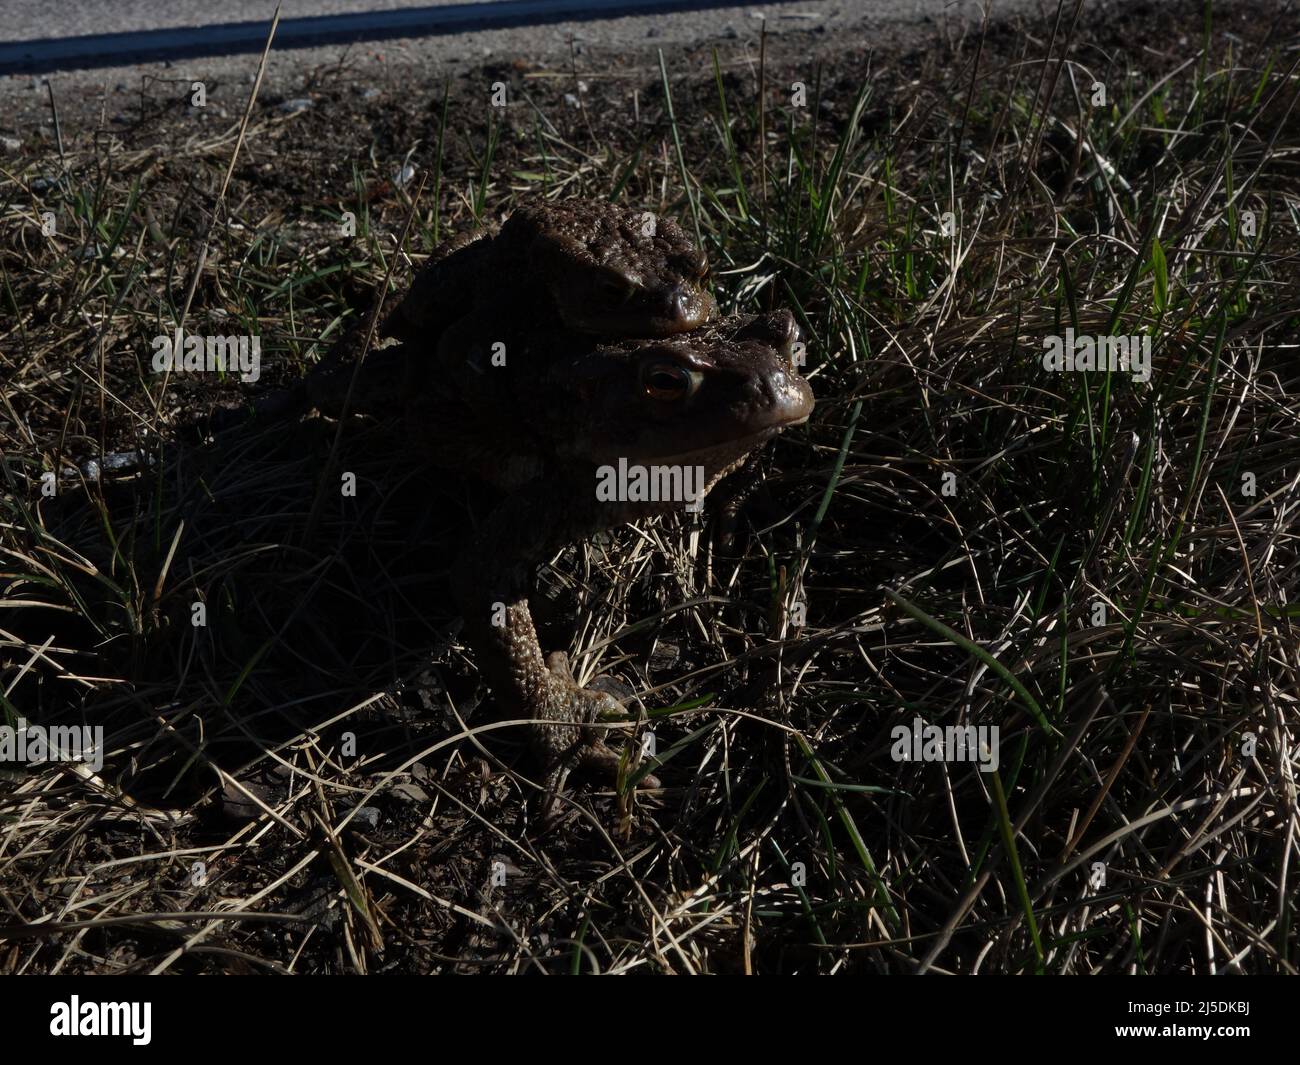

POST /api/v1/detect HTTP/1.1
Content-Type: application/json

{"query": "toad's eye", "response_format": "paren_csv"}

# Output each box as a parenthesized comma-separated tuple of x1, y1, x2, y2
(642, 362, 699, 402)
(680, 249, 709, 279)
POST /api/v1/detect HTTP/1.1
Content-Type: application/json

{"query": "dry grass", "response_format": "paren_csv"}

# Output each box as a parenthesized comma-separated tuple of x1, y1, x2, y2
(1, 0, 1298, 973)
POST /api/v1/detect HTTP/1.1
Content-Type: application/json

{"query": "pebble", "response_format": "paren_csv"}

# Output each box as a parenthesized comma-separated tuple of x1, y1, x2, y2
(277, 97, 314, 114)
(391, 782, 430, 805)
(348, 806, 381, 832)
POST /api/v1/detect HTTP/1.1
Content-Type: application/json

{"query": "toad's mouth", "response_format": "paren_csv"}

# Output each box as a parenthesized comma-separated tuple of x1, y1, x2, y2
(649, 425, 786, 467)
(603, 400, 814, 470)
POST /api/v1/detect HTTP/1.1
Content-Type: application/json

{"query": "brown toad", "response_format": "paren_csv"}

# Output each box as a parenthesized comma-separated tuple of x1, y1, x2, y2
(310, 309, 811, 801)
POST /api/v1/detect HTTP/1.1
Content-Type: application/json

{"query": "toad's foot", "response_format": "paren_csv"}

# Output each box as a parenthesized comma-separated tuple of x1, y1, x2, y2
(533, 651, 661, 796)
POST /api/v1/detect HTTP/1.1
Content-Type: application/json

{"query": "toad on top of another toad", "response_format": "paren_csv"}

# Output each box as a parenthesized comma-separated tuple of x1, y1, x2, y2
(382, 199, 717, 347)
(302, 192, 811, 807)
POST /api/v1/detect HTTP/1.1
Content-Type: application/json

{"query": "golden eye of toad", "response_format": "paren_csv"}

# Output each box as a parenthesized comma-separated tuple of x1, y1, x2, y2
(643, 363, 691, 400)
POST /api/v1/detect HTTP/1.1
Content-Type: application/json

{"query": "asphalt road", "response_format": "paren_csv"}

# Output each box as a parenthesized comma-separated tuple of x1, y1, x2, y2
(2, 1, 1045, 76)
(6, 0, 1014, 42)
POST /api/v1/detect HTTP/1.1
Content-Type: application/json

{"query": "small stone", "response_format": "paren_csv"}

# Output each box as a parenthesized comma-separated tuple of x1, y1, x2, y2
(101, 450, 146, 472)
(278, 97, 314, 114)
(349, 806, 381, 832)
(391, 782, 430, 805)
(0, 136, 20, 152)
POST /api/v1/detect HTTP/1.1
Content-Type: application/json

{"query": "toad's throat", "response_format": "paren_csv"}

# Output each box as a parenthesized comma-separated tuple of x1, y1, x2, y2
(589, 425, 780, 471)
(642, 425, 789, 469)
(590, 426, 791, 510)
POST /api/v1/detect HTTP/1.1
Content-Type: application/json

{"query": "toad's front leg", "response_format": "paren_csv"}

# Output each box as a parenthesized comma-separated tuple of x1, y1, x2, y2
(450, 478, 659, 798)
